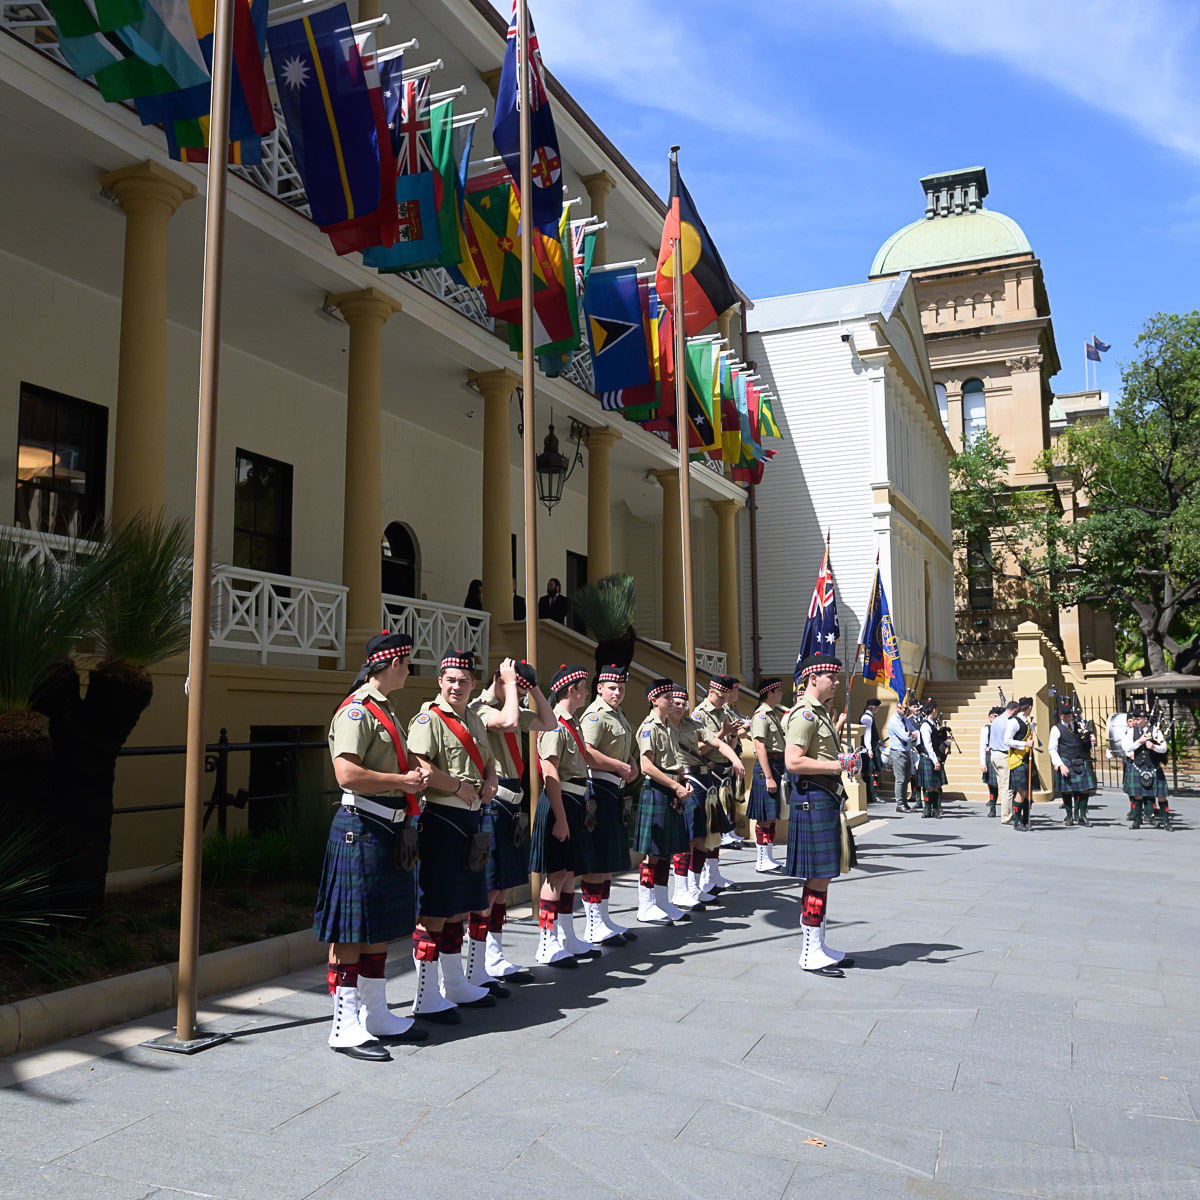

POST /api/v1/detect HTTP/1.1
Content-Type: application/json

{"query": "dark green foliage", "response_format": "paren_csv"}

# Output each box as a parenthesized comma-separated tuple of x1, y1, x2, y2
(571, 573, 638, 641)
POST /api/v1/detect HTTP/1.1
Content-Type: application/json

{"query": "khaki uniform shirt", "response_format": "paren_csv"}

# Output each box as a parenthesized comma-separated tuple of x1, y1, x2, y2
(676, 715, 706, 769)
(784, 694, 840, 764)
(580, 697, 635, 764)
(408, 694, 494, 809)
(537, 707, 588, 781)
(751, 703, 787, 755)
(692, 698, 730, 763)
(470, 694, 536, 780)
(637, 711, 685, 775)
(328, 683, 408, 797)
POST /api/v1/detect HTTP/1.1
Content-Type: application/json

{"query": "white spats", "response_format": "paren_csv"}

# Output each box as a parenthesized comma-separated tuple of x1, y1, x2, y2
(439, 950, 492, 1004)
(411, 955, 456, 1016)
(328, 986, 376, 1048)
(637, 883, 673, 925)
(356, 975, 416, 1038)
(485, 931, 524, 977)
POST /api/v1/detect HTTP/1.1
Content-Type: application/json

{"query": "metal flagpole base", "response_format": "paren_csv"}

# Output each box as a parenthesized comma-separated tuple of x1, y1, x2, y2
(140, 1029, 231, 1055)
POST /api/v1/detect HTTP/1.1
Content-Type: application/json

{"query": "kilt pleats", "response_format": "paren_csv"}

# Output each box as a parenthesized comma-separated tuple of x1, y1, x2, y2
(416, 804, 488, 918)
(746, 756, 784, 822)
(784, 784, 842, 880)
(632, 778, 689, 858)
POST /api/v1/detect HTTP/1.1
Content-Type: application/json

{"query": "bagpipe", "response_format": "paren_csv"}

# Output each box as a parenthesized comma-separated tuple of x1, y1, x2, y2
(1132, 698, 1170, 789)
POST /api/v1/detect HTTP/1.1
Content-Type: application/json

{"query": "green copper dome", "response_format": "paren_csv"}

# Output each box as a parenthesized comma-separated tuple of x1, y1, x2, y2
(869, 167, 1033, 277)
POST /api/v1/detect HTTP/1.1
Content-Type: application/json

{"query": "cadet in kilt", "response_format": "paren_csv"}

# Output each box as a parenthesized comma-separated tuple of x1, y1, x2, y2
(784, 655, 860, 978)
(580, 666, 640, 944)
(749, 677, 786, 873)
(695, 675, 748, 850)
(1121, 706, 1170, 829)
(916, 701, 948, 818)
(529, 666, 598, 963)
(980, 707, 1002, 818)
(1004, 698, 1039, 832)
(470, 658, 557, 982)
(315, 631, 431, 1061)
(407, 651, 500, 1022)
(1049, 698, 1096, 827)
(635, 680, 692, 924)
(667, 688, 718, 912)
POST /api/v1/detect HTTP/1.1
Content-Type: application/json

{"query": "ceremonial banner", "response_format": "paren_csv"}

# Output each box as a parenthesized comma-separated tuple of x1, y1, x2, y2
(587, 267, 651, 397)
(46, 0, 142, 37)
(795, 538, 840, 683)
(861, 568, 906, 700)
(506, 208, 578, 357)
(463, 174, 523, 319)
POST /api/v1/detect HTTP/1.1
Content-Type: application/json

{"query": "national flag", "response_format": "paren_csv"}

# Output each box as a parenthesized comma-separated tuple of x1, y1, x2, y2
(656, 156, 739, 337)
(602, 278, 659, 414)
(428, 99, 461, 270)
(1091, 335, 1111, 353)
(861, 568, 906, 700)
(266, 4, 380, 231)
(1085, 343, 1101, 363)
(684, 340, 720, 454)
(795, 539, 840, 683)
(462, 172, 523, 318)
(492, 0, 562, 230)
(56, 0, 209, 101)
(135, 0, 273, 160)
(758, 392, 781, 438)
(45, 0, 142, 38)
(446, 119, 481, 287)
(506, 206, 578, 357)
(586, 267, 651, 397)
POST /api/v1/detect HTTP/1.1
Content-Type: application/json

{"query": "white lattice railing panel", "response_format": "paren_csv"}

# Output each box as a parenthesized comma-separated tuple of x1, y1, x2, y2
(3, 525, 99, 568)
(696, 648, 728, 675)
(382, 594, 489, 672)
(212, 566, 346, 667)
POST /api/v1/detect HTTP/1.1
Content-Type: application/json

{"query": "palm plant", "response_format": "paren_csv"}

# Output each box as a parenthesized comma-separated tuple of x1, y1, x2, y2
(0, 820, 83, 972)
(572, 573, 638, 677)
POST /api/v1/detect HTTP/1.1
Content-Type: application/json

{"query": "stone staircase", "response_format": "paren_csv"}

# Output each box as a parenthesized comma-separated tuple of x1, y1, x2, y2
(923, 677, 1010, 803)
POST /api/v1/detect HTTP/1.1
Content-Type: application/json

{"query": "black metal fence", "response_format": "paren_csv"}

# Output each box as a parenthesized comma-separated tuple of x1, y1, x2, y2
(1077, 694, 1198, 795)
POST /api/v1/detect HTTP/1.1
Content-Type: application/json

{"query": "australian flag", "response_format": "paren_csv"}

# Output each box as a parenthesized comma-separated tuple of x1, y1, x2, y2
(493, 0, 562, 229)
(861, 568, 906, 700)
(795, 539, 839, 685)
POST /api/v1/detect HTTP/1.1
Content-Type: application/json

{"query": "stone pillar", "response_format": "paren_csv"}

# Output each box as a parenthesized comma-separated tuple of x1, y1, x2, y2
(711, 498, 742, 679)
(586, 425, 621, 580)
(329, 288, 401, 649)
(100, 161, 196, 523)
(653, 468, 684, 651)
(470, 369, 520, 627)
(480, 67, 502, 100)
(580, 171, 614, 266)
(717, 305, 737, 349)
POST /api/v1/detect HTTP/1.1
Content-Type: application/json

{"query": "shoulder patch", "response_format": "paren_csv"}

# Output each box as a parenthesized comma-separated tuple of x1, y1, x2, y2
(586, 713, 600, 722)
(344, 705, 365, 721)
(641, 730, 652, 739)
(802, 710, 815, 722)
(415, 713, 431, 724)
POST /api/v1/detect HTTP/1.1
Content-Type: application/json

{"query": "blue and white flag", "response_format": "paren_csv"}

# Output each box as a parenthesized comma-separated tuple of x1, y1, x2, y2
(1091, 334, 1111, 354)
(795, 539, 839, 685)
(861, 568, 906, 700)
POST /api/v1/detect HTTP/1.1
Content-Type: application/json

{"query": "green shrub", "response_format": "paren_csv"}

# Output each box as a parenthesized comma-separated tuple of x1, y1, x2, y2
(253, 831, 296, 884)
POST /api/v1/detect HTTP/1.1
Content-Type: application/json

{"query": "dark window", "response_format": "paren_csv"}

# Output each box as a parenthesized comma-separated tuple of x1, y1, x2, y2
(565, 550, 588, 634)
(381, 521, 418, 598)
(967, 532, 994, 611)
(233, 449, 293, 575)
(15, 384, 108, 536)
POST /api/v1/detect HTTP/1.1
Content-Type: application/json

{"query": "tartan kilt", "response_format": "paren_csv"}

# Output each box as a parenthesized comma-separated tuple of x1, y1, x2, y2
(680, 773, 712, 841)
(784, 783, 842, 880)
(985, 758, 998, 791)
(633, 778, 690, 858)
(1053, 759, 1096, 797)
(529, 782, 597, 876)
(746, 756, 784, 822)
(916, 755, 947, 792)
(1123, 760, 1168, 798)
(589, 778, 632, 874)
(313, 807, 416, 945)
(1009, 755, 1042, 794)
(416, 804, 488, 918)
(481, 780, 529, 892)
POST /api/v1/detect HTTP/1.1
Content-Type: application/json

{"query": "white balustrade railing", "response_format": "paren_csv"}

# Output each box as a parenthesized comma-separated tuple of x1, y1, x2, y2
(696, 648, 728, 675)
(212, 565, 346, 668)
(3, 525, 98, 568)
(382, 594, 489, 672)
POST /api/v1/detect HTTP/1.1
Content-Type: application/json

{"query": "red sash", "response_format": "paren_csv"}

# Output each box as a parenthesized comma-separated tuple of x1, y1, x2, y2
(431, 705, 486, 777)
(559, 716, 588, 768)
(337, 695, 419, 816)
(503, 731, 524, 778)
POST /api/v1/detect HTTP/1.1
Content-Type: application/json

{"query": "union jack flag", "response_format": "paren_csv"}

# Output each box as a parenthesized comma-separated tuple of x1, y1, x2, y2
(396, 75, 432, 175)
(795, 537, 840, 684)
(505, 0, 549, 110)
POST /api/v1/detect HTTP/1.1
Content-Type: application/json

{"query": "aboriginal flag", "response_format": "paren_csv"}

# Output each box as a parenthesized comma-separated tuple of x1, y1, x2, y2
(656, 155, 739, 337)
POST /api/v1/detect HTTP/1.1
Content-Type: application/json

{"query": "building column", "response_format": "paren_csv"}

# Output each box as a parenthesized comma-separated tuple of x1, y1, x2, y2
(470, 369, 520, 626)
(711, 498, 742, 679)
(586, 425, 621, 579)
(653, 468, 685, 651)
(716, 305, 737, 348)
(100, 161, 196, 523)
(580, 171, 614, 265)
(329, 288, 401, 650)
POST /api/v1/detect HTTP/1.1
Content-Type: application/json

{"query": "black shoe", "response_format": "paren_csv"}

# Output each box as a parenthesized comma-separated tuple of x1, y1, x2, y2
(333, 1040, 392, 1061)
(832, 956, 856, 969)
(376, 1026, 429, 1044)
(598, 932, 628, 946)
(497, 969, 535, 984)
(1064, 815, 1074, 827)
(1077, 816, 1091, 828)
(804, 964, 846, 978)
(542, 955, 580, 967)
(416, 1008, 462, 1025)
(483, 981, 512, 999)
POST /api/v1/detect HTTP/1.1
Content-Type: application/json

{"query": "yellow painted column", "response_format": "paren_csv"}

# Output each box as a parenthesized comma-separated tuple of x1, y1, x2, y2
(717, 305, 737, 348)
(469, 369, 519, 627)
(329, 288, 401, 649)
(586, 425, 621, 579)
(480, 67, 502, 100)
(580, 171, 614, 266)
(711, 497, 743, 679)
(100, 161, 196, 524)
(653, 468, 684, 651)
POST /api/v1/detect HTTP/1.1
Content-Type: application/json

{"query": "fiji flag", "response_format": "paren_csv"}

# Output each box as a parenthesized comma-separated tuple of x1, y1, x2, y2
(861, 567, 906, 700)
(493, 0, 562, 230)
(795, 538, 839, 685)
(586, 267, 651, 396)
(266, 3, 379, 230)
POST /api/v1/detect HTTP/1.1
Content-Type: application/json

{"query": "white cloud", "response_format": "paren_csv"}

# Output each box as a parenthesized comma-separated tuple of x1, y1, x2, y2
(843, 0, 1200, 163)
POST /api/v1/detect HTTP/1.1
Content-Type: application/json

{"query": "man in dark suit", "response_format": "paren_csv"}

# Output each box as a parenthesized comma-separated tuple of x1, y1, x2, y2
(538, 577, 569, 624)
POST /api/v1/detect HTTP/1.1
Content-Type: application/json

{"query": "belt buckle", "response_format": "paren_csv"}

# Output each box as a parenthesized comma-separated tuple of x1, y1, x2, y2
(344, 830, 358, 844)
(798, 800, 811, 812)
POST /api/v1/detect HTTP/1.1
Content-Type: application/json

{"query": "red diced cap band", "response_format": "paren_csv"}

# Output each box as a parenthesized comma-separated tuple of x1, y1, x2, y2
(646, 678, 674, 701)
(440, 652, 476, 672)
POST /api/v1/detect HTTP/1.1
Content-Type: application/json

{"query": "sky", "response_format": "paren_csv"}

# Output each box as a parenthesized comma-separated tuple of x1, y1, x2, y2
(499, 0, 1200, 399)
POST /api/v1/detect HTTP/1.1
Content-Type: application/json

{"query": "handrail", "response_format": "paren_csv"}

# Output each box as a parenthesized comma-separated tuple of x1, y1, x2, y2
(382, 593, 489, 671)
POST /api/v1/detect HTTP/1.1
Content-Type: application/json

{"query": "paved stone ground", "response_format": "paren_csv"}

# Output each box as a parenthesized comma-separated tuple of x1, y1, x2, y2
(1, 786, 1198, 1199)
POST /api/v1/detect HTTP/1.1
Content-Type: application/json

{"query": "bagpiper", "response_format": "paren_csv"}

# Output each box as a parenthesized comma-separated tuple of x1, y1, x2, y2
(406, 651, 500, 1022)
(579, 665, 640, 944)
(784, 655, 859, 977)
(314, 631, 430, 1060)
(989, 699, 1019, 823)
(748, 677, 786, 872)
(528, 665, 599, 963)
(916, 700, 948, 819)
(470, 658, 557, 981)
(633, 679, 691, 924)
(858, 698, 883, 805)
(980, 706, 1002, 818)
(1121, 704, 1171, 829)
(1005, 697, 1039, 832)
(1049, 697, 1096, 827)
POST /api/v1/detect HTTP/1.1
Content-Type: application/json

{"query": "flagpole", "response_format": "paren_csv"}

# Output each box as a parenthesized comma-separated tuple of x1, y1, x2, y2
(517, 0, 542, 903)
(151, 0, 235, 1054)
(669, 147, 698, 704)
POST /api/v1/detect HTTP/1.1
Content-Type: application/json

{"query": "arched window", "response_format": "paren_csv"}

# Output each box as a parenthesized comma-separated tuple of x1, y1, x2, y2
(381, 522, 418, 599)
(962, 378, 987, 444)
(934, 383, 949, 433)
